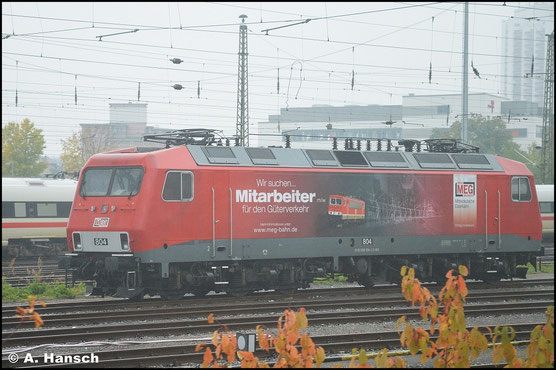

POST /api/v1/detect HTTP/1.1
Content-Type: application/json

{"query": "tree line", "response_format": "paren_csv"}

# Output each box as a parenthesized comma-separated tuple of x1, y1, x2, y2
(1, 116, 552, 184)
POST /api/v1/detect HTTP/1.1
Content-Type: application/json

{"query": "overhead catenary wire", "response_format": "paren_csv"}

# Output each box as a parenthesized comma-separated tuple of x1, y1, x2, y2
(3, 6, 551, 41)
(3, 3, 552, 154)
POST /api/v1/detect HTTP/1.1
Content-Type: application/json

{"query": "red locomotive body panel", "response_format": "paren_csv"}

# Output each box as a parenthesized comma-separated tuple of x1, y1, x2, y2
(67, 147, 541, 254)
(62, 143, 542, 298)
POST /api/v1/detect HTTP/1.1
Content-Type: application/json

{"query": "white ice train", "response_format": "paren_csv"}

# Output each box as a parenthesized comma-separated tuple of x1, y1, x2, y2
(2, 177, 77, 258)
(536, 184, 554, 245)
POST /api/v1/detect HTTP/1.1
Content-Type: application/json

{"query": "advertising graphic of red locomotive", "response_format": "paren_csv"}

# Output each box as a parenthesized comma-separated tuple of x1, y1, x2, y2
(328, 195, 366, 226)
(230, 172, 446, 239)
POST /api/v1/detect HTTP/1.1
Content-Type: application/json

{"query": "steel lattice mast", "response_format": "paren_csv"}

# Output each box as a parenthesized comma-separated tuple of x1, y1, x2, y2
(236, 14, 249, 147)
(541, 31, 554, 184)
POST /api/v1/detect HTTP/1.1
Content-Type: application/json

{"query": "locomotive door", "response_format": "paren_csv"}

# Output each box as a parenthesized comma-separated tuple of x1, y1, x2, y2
(484, 181, 502, 251)
(210, 172, 232, 258)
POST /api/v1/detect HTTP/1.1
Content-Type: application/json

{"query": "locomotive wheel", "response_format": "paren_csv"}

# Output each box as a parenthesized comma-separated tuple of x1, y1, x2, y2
(129, 293, 145, 301)
(160, 291, 185, 300)
(191, 288, 211, 297)
(358, 278, 375, 288)
(228, 289, 248, 297)
(481, 276, 501, 283)
(276, 286, 297, 295)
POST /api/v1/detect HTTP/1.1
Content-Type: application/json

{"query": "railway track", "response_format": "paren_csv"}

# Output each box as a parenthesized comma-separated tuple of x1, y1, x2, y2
(2, 289, 553, 329)
(1, 322, 544, 368)
(2, 296, 552, 347)
(2, 277, 553, 316)
(3, 279, 552, 367)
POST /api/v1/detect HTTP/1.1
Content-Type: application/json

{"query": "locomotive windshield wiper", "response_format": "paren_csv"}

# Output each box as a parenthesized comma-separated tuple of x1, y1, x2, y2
(128, 182, 139, 199)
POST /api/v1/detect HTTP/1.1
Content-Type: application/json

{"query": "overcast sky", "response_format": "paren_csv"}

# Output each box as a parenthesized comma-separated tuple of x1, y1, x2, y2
(2, 2, 554, 157)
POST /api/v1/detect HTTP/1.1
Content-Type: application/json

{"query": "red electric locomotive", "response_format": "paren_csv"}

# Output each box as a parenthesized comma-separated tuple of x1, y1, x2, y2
(59, 131, 543, 299)
(328, 195, 366, 225)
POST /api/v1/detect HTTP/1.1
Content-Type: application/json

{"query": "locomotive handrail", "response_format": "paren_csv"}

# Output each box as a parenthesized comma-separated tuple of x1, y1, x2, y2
(229, 187, 233, 258)
(485, 189, 489, 251)
(212, 187, 216, 258)
(498, 189, 502, 250)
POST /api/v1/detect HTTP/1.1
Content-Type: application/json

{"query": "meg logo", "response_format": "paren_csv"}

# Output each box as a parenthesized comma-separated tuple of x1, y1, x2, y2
(93, 217, 110, 227)
(455, 182, 475, 197)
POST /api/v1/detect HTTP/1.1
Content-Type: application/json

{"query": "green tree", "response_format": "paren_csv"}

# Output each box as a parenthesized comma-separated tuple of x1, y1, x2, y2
(60, 132, 85, 173)
(2, 118, 48, 177)
(430, 114, 527, 163)
(515, 142, 545, 183)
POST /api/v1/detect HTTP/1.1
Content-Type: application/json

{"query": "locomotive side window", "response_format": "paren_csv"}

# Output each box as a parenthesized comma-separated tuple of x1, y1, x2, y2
(162, 172, 180, 200)
(511, 177, 532, 202)
(162, 171, 194, 202)
(349, 200, 363, 209)
(181, 173, 193, 200)
(81, 167, 144, 197)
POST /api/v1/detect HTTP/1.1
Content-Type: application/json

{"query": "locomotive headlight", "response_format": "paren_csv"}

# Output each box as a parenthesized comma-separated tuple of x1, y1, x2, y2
(120, 233, 130, 251)
(73, 233, 82, 250)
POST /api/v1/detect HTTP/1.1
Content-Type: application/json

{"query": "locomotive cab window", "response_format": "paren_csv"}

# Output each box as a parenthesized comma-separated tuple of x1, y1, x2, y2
(80, 167, 144, 197)
(511, 177, 532, 202)
(162, 171, 194, 202)
(330, 197, 343, 205)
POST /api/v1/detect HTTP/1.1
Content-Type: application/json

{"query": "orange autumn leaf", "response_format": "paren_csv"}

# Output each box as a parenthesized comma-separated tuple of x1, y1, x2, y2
(238, 351, 254, 361)
(15, 307, 27, 316)
(33, 312, 44, 328)
(316, 346, 326, 367)
(203, 347, 214, 364)
(287, 330, 299, 345)
(195, 342, 206, 352)
(457, 275, 468, 296)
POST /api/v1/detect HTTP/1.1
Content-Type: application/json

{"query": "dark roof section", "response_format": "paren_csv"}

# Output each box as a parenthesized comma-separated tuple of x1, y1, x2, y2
(363, 152, 409, 168)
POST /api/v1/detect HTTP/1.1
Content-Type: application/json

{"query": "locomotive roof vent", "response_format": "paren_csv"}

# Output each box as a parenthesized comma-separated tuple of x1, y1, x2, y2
(202, 146, 239, 164)
(451, 154, 493, 169)
(363, 152, 409, 168)
(246, 147, 278, 165)
(333, 151, 368, 167)
(305, 149, 338, 167)
(413, 153, 457, 169)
